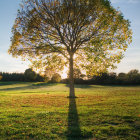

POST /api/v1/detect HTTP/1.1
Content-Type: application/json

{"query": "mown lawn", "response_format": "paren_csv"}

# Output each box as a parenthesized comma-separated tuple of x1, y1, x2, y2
(0, 82, 140, 140)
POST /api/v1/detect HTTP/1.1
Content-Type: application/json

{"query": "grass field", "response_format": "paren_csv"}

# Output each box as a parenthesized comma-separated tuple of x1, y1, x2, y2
(0, 82, 140, 140)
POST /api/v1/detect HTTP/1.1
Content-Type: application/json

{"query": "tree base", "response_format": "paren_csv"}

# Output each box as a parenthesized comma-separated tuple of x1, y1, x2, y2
(67, 96, 78, 98)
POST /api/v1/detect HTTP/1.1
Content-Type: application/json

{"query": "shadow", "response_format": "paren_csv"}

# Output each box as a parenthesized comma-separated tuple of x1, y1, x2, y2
(32, 82, 58, 87)
(65, 84, 95, 89)
(0, 82, 58, 91)
(65, 84, 112, 89)
(65, 83, 140, 89)
(67, 97, 82, 140)
(0, 81, 23, 86)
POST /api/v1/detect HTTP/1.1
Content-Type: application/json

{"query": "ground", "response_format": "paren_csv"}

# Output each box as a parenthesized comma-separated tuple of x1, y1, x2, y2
(0, 82, 140, 139)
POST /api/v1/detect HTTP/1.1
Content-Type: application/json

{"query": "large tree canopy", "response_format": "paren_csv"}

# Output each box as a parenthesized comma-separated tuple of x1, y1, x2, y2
(9, 0, 132, 97)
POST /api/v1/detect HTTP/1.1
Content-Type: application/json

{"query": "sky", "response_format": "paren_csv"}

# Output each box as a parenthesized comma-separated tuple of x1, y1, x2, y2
(0, 0, 140, 76)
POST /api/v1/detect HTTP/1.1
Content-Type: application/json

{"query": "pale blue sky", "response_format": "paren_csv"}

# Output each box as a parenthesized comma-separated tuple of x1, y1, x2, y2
(0, 0, 140, 74)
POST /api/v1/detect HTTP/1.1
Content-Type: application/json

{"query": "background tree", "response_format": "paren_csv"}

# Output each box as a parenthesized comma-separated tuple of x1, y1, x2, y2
(92, 72, 109, 84)
(68, 68, 83, 79)
(67, 68, 86, 84)
(0, 72, 25, 82)
(24, 68, 37, 81)
(36, 74, 44, 82)
(9, 0, 132, 97)
(73, 68, 83, 79)
(127, 69, 140, 84)
(117, 72, 127, 84)
(0, 75, 2, 81)
(0, 71, 43, 82)
(51, 73, 61, 83)
(108, 72, 117, 84)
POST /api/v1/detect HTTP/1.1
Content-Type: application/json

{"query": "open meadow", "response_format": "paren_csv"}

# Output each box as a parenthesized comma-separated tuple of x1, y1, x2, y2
(0, 82, 140, 140)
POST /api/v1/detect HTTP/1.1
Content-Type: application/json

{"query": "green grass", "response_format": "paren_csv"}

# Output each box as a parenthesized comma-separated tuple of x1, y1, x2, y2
(0, 82, 140, 140)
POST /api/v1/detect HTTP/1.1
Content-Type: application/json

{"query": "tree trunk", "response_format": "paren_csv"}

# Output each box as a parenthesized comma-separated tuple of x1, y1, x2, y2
(69, 54, 75, 98)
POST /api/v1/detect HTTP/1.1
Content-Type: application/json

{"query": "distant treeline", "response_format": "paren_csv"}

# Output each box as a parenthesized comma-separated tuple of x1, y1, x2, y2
(0, 68, 61, 83)
(0, 69, 140, 85)
(62, 69, 140, 85)
(0, 69, 44, 82)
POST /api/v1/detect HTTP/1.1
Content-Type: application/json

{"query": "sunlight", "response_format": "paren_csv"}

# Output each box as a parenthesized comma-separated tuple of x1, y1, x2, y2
(61, 66, 68, 79)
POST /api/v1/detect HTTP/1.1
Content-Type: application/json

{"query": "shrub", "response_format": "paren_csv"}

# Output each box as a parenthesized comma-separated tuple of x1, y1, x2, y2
(127, 69, 140, 84)
(51, 73, 61, 83)
(44, 76, 50, 83)
(24, 68, 37, 81)
(0, 75, 2, 80)
(36, 74, 44, 82)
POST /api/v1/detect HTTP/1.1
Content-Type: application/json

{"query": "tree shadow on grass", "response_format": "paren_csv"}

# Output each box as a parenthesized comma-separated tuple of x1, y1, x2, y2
(67, 97, 82, 140)
(67, 97, 93, 140)
(0, 82, 58, 91)
(0, 81, 24, 86)
(65, 84, 96, 89)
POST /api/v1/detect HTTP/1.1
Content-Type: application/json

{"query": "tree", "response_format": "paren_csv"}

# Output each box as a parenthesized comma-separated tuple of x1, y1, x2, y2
(51, 73, 61, 83)
(127, 69, 140, 84)
(128, 69, 139, 76)
(0, 75, 2, 81)
(9, 0, 132, 97)
(108, 72, 116, 84)
(74, 68, 82, 79)
(92, 72, 109, 84)
(68, 68, 83, 79)
(36, 74, 44, 82)
(24, 68, 37, 81)
(117, 72, 127, 84)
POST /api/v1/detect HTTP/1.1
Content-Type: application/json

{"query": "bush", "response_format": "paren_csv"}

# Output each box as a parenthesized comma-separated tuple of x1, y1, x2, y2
(127, 69, 140, 84)
(51, 73, 61, 83)
(36, 74, 44, 82)
(117, 73, 127, 84)
(44, 76, 50, 83)
(24, 68, 37, 81)
(0, 75, 2, 80)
